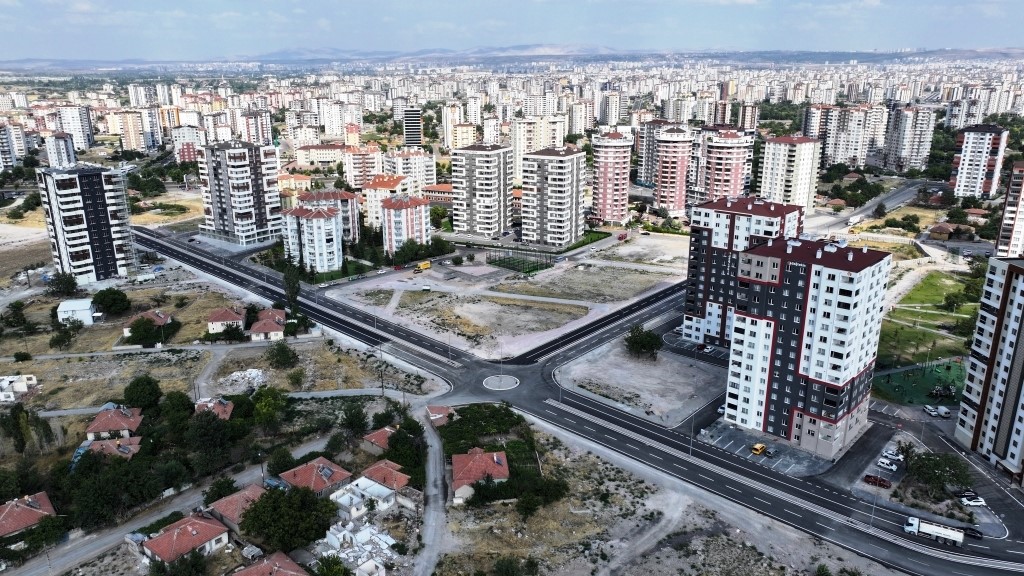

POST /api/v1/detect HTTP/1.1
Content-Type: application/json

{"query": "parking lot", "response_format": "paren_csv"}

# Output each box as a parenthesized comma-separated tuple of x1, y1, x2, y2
(698, 421, 834, 477)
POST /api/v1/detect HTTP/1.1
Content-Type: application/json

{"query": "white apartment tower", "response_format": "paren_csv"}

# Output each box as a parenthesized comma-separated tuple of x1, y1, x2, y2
(383, 147, 437, 195)
(57, 105, 94, 151)
(954, 258, 1024, 485)
(45, 133, 77, 169)
(0, 125, 16, 171)
(198, 141, 282, 246)
(510, 115, 567, 183)
(241, 110, 273, 146)
(759, 136, 822, 214)
(451, 144, 513, 238)
(381, 195, 431, 255)
(521, 147, 586, 247)
(441, 101, 464, 150)
(653, 127, 693, 217)
(997, 162, 1024, 258)
(38, 164, 134, 284)
(281, 206, 346, 273)
(803, 104, 887, 169)
(694, 126, 754, 204)
(881, 104, 935, 173)
(591, 132, 634, 225)
(950, 124, 1009, 199)
(636, 119, 679, 186)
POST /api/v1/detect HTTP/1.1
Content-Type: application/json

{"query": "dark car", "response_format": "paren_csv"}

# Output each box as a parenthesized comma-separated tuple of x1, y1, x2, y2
(962, 527, 983, 540)
(394, 265, 403, 270)
(863, 475, 892, 488)
(954, 489, 978, 499)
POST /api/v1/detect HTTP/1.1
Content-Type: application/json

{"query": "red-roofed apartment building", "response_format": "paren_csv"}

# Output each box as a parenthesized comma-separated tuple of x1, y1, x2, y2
(381, 194, 431, 256)
(361, 174, 411, 229)
(235, 551, 309, 576)
(0, 492, 56, 539)
(86, 406, 143, 440)
(451, 447, 510, 504)
(142, 514, 229, 563)
(360, 426, 396, 456)
(280, 456, 352, 497)
(207, 483, 265, 533)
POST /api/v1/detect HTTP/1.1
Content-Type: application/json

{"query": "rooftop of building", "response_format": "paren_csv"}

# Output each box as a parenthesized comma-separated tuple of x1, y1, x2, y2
(298, 189, 358, 202)
(381, 194, 430, 210)
(525, 146, 584, 158)
(455, 143, 511, 153)
(767, 136, 820, 145)
(283, 206, 341, 220)
(744, 237, 891, 273)
(692, 197, 803, 219)
(959, 124, 1008, 134)
(363, 174, 408, 189)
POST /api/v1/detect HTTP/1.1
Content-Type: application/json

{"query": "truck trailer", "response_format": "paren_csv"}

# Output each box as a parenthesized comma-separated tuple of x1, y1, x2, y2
(847, 215, 864, 226)
(903, 516, 964, 547)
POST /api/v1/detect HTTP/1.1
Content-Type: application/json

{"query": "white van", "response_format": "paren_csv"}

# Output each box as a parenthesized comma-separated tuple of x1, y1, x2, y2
(937, 406, 952, 418)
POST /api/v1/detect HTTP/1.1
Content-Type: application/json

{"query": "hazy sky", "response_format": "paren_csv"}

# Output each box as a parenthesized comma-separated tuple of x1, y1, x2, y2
(0, 0, 1017, 61)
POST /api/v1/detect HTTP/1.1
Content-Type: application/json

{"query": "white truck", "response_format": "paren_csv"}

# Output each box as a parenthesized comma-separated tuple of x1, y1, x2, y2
(903, 516, 964, 547)
(847, 215, 864, 227)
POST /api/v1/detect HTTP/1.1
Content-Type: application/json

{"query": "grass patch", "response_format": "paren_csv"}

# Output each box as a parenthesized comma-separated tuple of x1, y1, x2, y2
(873, 359, 966, 406)
(876, 320, 966, 369)
(847, 240, 924, 262)
(314, 261, 372, 283)
(898, 271, 965, 305)
(442, 218, 453, 232)
(562, 230, 611, 252)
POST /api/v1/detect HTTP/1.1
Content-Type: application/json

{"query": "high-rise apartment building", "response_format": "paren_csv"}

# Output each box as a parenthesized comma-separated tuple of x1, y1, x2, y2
(295, 189, 360, 244)
(681, 198, 804, 346)
(759, 136, 821, 214)
(38, 163, 134, 284)
(281, 206, 346, 273)
(115, 111, 147, 152)
(694, 125, 754, 204)
(341, 144, 384, 189)
(127, 84, 155, 107)
(880, 104, 935, 173)
(57, 105, 94, 151)
(945, 99, 986, 130)
(953, 258, 1024, 484)
(0, 125, 16, 171)
(198, 141, 282, 246)
(403, 107, 423, 146)
(803, 104, 887, 168)
(441, 101, 464, 150)
(723, 238, 891, 459)
(997, 162, 1024, 258)
(568, 101, 594, 136)
(381, 195, 431, 255)
(950, 124, 1008, 199)
(171, 125, 207, 163)
(636, 119, 679, 186)
(451, 124, 478, 150)
(591, 132, 633, 225)
(45, 132, 77, 169)
(521, 147, 586, 247)
(241, 110, 273, 146)
(451, 144, 513, 238)
(510, 115, 567, 183)
(713, 101, 731, 125)
(360, 175, 411, 230)
(739, 103, 760, 131)
(652, 127, 692, 217)
(383, 147, 437, 195)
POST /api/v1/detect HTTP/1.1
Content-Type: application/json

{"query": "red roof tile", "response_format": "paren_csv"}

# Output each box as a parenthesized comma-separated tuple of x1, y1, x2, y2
(235, 552, 309, 576)
(258, 309, 286, 323)
(249, 319, 284, 334)
(195, 398, 234, 420)
(362, 459, 410, 490)
(283, 206, 340, 219)
(142, 514, 227, 563)
(364, 175, 407, 190)
(281, 457, 351, 493)
(0, 492, 56, 538)
(208, 484, 265, 527)
(208, 308, 244, 324)
(423, 184, 453, 193)
(452, 448, 510, 490)
(89, 436, 142, 459)
(381, 195, 430, 211)
(125, 309, 172, 327)
(694, 197, 803, 219)
(362, 426, 396, 451)
(426, 405, 453, 427)
(86, 406, 143, 435)
(767, 136, 819, 145)
(743, 238, 891, 274)
(298, 189, 358, 202)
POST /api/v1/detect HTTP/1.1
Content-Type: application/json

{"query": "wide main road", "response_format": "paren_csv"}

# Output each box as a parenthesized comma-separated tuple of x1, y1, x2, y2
(132, 227, 1024, 575)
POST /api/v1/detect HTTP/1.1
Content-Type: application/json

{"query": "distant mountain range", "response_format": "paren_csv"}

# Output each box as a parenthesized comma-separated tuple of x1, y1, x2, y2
(1, 45, 1023, 71)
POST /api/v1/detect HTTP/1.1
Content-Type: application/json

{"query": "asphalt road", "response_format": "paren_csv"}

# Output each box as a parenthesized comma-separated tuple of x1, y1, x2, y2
(111, 227, 1024, 576)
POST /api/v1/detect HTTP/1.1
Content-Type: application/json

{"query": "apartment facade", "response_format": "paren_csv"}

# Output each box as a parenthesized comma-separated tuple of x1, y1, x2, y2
(383, 147, 437, 194)
(281, 206, 346, 272)
(403, 107, 423, 146)
(45, 132, 77, 169)
(296, 189, 360, 244)
(521, 147, 586, 247)
(451, 144, 513, 238)
(635, 119, 679, 186)
(695, 125, 754, 204)
(381, 195, 431, 255)
(360, 174, 410, 229)
(591, 132, 633, 224)
(57, 105, 94, 151)
(725, 239, 891, 459)
(341, 144, 384, 189)
(38, 164, 134, 284)
(802, 104, 887, 169)
(950, 124, 1008, 199)
(759, 136, 821, 214)
(997, 162, 1024, 258)
(652, 127, 692, 217)
(171, 125, 207, 163)
(510, 115, 567, 183)
(198, 141, 282, 246)
(954, 258, 1024, 484)
(682, 198, 804, 346)
(880, 104, 935, 173)
(0, 125, 16, 171)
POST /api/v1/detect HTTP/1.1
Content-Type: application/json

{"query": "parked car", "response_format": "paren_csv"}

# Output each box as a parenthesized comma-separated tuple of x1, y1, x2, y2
(751, 443, 767, 456)
(394, 265, 403, 270)
(376, 269, 387, 275)
(698, 344, 713, 353)
(640, 231, 651, 235)
(960, 496, 986, 507)
(442, 260, 453, 265)
(923, 405, 939, 417)
(764, 448, 778, 458)
(717, 405, 726, 415)
(863, 475, 892, 488)
(954, 489, 979, 499)
(618, 233, 627, 240)
(876, 459, 898, 472)
(318, 283, 329, 288)
(881, 449, 904, 462)
(962, 527, 984, 540)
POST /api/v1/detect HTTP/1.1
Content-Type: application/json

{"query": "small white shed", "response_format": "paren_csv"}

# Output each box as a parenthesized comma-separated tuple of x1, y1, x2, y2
(56, 299, 97, 326)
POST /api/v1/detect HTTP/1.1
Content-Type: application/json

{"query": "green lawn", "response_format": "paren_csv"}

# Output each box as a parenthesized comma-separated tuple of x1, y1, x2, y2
(872, 359, 965, 406)
(899, 271, 966, 305)
(876, 320, 965, 370)
(442, 218, 453, 232)
(876, 270, 971, 369)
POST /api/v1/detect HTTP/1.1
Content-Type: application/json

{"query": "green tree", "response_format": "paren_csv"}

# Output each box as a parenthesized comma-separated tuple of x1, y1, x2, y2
(185, 410, 229, 452)
(906, 452, 972, 499)
(220, 324, 246, 342)
(92, 288, 131, 315)
(430, 205, 448, 229)
(3, 301, 26, 327)
(342, 402, 368, 435)
(265, 341, 298, 369)
(240, 487, 337, 551)
(253, 386, 286, 430)
(124, 374, 162, 411)
(266, 446, 296, 476)
(45, 272, 78, 297)
(466, 253, 475, 263)
(623, 325, 663, 360)
(203, 476, 239, 506)
(49, 330, 73, 350)
(283, 265, 302, 312)
(452, 255, 464, 265)
(872, 202, 887, 218)
(149, 550, 206, 576)
(309, 553, 354, 576)
(286, 368, 305, 388)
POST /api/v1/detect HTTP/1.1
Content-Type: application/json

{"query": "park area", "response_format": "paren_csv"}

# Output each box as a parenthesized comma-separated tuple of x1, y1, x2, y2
(877, 270, 974, 370)
(872, 360, 965, 406)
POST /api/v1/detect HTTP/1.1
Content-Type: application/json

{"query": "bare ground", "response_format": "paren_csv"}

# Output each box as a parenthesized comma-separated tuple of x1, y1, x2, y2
(594, 233, 690, 267)
(0, 237, 50, 289)
(492, 266, 674, 303)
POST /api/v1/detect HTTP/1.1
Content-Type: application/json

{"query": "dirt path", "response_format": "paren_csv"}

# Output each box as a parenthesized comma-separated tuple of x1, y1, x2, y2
(195, 346, 228, 399)
(385, 288, 404, 315)
(599, 490, 688, 576)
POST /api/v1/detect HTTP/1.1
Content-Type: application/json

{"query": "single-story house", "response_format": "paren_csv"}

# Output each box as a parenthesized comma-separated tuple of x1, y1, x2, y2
(195, 398, 234, 420)
(88, 436, 142, 460)
(249, 318, 285, 341)
(360, 427, 395, 456)
(207, 308, 244, 334)
(85, 406, 143, 440)
(207, 483, 266, 534)
(123, 309, 172, 337)
(280, 456, 352, 497)
(965, 208, 990, 224)
(425, 405, 453, 427)
(825, 198, 847, 209)
(142, 514, 229, 563)
(329, 487, 368, 524)
(0, 492, 56, 539)
(361, 459, 410, 491)
(235, 551, 308, 576)
(929, 222, 976, 241)
(451, 447, 510, 505)
(842, 172, 863, 183)
(57, 298, 97, 326)
(258, 309, 287, 324)
(0, 374, 37, 403)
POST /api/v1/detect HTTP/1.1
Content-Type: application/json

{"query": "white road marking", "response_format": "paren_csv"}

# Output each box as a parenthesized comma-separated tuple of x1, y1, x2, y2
(754, 497, 771, 505)
(783, 509, 801, 517)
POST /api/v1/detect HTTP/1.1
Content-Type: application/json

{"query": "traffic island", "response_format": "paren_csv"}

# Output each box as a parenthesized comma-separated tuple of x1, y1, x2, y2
(482, 374, 520, 390)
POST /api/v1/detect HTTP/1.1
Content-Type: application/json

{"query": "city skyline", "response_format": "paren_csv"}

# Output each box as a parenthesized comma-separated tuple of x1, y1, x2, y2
(0, 0, 1019, 62)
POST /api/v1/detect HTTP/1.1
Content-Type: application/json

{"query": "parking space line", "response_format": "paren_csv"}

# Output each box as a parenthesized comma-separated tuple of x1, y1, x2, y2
(721, 440, 734, 450)
(785, 463, 796, 473)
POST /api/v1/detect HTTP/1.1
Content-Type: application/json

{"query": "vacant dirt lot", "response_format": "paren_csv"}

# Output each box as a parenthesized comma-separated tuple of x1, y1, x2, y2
(557, 335, 726, 426)
(0, 237, 50, 288)
(493, 265, 674, 303)
(595, 233, 689, 267)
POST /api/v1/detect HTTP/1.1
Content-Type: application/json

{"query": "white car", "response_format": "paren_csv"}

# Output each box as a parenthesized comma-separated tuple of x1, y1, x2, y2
(376, 269, 387, 275)
(960, 496, 986, 507)
(881, 450, 904, 462)
(923, 405, 939, 417)
(876, 459, 898, 472)
(717, 405, 726, 415)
